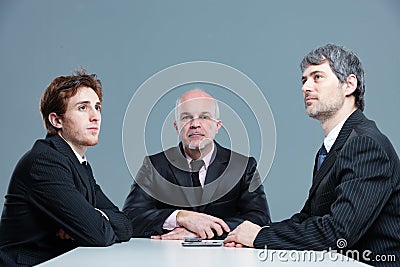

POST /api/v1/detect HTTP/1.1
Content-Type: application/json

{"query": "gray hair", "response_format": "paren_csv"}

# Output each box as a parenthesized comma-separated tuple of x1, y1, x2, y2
(300, 44, 365, 111)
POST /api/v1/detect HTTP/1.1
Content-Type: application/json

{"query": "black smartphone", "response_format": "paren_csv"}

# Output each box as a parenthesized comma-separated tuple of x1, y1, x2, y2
(184, 237, 203, 242)
(181, 241, 223, 247)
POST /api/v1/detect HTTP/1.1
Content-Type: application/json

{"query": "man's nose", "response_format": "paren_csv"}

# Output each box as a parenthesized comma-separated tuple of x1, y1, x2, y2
(302, 79, 313, 93)
(190, 117, 201, 128)
(90, 108, 101, 121)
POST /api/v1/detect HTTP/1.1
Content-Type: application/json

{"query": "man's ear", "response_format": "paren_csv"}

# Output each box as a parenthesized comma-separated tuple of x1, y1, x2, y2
(215, 119, 222, 134)
(344, 74, 358, 96)
(48, 112, 63, 130)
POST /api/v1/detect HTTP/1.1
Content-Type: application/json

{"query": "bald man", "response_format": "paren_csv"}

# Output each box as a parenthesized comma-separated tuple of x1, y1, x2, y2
(123, 90, 270, 240)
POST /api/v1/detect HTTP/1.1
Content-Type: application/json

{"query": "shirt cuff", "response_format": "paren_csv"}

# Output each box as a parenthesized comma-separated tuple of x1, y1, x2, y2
(162, 210, 180, 230)
(95, 208, 110, 221)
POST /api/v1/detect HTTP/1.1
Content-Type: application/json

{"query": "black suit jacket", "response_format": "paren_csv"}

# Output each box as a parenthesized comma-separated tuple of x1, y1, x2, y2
(0, 134, 132, 266)
(123, 142, 271, 237)
(254, 110, 400, 266)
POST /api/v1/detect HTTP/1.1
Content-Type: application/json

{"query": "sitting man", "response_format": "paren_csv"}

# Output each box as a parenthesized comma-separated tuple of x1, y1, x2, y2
(123, 89, 270, 240)
(224, 44, 400, 266)
(0, 69, 132, 266)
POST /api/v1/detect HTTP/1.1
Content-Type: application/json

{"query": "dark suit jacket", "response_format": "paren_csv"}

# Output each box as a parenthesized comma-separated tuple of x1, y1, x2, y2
(254, 110, 400, 266)
(123, 142, 271, 238)
(0, 134, 133, 266)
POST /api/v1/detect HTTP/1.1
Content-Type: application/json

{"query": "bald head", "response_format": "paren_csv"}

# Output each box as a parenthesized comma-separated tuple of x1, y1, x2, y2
(175, 89, 220, 121)
(174, 89, 222, 158)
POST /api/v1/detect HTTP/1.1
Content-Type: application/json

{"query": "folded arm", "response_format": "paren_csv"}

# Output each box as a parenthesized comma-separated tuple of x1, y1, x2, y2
(29, 154, 130, 246)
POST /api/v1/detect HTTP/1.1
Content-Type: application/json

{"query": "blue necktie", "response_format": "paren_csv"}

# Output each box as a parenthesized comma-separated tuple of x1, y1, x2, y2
(317, 144, 327, 170)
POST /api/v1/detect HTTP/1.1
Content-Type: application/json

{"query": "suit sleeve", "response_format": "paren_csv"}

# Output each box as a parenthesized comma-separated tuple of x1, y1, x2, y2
(223, 157, 271, 230)
(28, 153, 127, 246)
(253, 136, 394, 250)
(123, 157, 176, 237)
(92, 182, 133, 242)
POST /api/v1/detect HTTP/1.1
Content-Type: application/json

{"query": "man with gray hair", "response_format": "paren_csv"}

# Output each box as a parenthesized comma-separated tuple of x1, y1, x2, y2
(124, 89, 270, 240)
(224, 44, 400, 266)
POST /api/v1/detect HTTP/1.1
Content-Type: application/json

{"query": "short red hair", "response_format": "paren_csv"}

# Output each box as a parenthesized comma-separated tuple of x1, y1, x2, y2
(40, 68, 103, 134)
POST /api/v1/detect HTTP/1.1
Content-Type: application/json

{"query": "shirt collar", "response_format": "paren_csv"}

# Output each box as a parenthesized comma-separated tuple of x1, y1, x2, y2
(323, 116, 349, 153)
(71, 148, 87, 165)
(58, 134, 87, 164)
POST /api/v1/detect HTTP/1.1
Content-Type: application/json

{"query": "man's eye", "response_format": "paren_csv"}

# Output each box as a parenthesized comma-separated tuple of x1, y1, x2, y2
(314, 74, 322, 80)
(95, 105, 102, 112)
(181, 116, 192, 121)
(200, 115, 210, 120)
(78, 106, 86, 111)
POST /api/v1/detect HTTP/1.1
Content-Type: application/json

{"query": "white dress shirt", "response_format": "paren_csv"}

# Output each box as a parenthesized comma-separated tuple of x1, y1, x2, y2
(323, 115, 351, 153)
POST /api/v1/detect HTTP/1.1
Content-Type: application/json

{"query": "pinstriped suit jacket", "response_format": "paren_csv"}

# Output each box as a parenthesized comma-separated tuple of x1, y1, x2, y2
(254, 109, 400, 266)
(0, 134, 132, 266)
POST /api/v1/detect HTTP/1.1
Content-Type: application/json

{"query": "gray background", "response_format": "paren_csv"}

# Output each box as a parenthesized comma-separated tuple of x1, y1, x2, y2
(0, 0, 399, 224)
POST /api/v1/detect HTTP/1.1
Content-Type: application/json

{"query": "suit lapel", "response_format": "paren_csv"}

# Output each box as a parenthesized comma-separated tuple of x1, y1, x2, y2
(308, 109, 365, 197)
(165, 145, 192, 187)
(203, 146, 221, 184)
(81, 162, 96, 204)
(309, 151, 337, 196)
(47, 134, 95, 204)
(165, 143, 229, 211)
(163, 145, 201, 208)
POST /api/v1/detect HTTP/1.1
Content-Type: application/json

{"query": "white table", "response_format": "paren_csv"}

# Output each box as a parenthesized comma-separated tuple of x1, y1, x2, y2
(39, 238, 369, 266)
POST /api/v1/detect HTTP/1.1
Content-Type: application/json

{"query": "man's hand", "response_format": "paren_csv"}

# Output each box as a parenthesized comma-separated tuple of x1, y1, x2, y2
(55, 229, 74, 241)
(176, 210, 230, 239)
(151, 227, 199, 240)
(224, 220, 261, 248)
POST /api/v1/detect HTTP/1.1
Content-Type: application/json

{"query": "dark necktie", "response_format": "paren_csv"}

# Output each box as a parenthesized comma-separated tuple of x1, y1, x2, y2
(82, 161, 90, 173)
(190, 159, 205, 187)
(317, 144, 327, 171)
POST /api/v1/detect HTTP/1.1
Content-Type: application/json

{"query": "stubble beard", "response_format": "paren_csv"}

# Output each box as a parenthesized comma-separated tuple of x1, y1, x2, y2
(306, 94, 344, 123)
(185, 138, 213, 159)
(66, 130, 99, 148)
(306, 103, 341, 123)
(189, 137, 213, 149)
(85, 137, 99, 147)
(84, 131, 100, 147)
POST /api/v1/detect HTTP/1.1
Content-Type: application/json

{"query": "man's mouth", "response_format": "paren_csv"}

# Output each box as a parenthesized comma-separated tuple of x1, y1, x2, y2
(188, 132, 204, 138)
(87, 126, 99, 131)
(304, 94, 318, 105)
